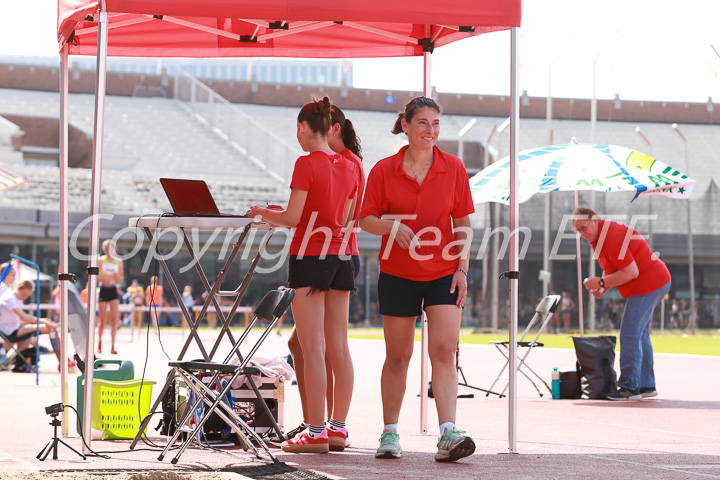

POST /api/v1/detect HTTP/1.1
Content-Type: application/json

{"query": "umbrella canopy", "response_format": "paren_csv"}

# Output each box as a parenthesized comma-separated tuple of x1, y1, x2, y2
(470, 143, 695, 205)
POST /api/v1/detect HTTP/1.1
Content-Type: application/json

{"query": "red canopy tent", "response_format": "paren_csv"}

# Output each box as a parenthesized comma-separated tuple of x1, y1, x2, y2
(56, 0, 523, 454)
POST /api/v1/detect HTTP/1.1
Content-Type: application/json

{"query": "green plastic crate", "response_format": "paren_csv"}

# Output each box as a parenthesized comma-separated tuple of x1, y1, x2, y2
(91, 378, 156, 440)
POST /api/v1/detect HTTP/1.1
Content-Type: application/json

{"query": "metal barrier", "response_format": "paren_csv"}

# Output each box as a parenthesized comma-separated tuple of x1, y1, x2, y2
(173, 69, 298, 185)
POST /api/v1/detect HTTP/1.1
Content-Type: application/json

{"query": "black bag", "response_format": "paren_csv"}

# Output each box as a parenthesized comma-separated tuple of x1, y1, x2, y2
(572, 336, 618, 399)
(156, 370, 178, 436)
(559, 369, 581, 399)
(13, 347, 37, 372)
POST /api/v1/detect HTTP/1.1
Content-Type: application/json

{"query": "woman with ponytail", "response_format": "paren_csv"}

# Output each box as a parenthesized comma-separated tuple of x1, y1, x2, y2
(248, 97, 359, 454)
(360, 96, 475, 462)
(278, 104, 365, 450)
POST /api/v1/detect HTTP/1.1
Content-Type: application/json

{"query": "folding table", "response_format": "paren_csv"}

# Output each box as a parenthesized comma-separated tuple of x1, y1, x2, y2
(126, 215, 281, 453)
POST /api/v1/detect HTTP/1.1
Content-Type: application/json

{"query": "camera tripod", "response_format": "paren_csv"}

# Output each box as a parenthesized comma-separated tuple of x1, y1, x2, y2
(37, 414, 86, 461)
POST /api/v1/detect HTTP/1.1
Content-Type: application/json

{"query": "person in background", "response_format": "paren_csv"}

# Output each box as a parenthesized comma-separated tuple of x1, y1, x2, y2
(97, 239, 124, 354)
(279, 104, 364, 449)
(201, 290, 218, 328)
(359, 96, 475, 462)
(0, 261, 15, 298)
(574, 207, 671, 401)
(560, 291, 575, 333)
(182, 285, 195, 329)
(127, 279, 145, 336)
(0, 279, 73, 371)
(248, 96, 359, 454)
(145, 275, 164, 331)
(669, 299, 679, 329)
(679, 298, 690, 329)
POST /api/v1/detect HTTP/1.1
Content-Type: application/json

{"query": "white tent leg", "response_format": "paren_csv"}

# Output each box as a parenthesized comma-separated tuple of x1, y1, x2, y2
(59, 44, 70, 436)
(82, 9, 109, 452)
(419, 49, 432, 436)
(574, 191, 584, 337)
(507, 26, 520, 455)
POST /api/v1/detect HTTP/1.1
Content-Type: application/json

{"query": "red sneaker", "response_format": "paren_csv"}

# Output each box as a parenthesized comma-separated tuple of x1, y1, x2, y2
(326, 427, 348, 452)
(97, 343, 102, 354)
(281, 428, 329, 453)
(110, 347, 118, 355)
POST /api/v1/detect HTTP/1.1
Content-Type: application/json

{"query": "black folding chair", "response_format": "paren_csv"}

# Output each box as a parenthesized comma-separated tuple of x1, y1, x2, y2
(485, 294, 561, 398)
(158, 287, 295, 464)
(0, 330, 37, 372)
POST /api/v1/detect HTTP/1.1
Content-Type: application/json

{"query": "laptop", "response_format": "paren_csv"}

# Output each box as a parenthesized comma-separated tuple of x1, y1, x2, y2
(160, 178, 247, 217)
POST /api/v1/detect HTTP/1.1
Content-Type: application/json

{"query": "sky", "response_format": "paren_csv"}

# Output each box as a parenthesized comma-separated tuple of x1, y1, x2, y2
(1, 0, 719, 103)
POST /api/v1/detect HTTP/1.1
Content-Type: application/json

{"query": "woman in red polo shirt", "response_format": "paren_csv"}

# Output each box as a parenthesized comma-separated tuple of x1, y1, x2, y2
(359, 96, 475, 463)
(248, 97, 359, 454)
(574, 207, 671, 401)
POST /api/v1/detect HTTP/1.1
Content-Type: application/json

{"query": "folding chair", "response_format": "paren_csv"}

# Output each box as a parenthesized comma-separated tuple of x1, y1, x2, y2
(485, 294, 561, 398)
(0, 330, 37, 372)
(159, 287, 295, 464)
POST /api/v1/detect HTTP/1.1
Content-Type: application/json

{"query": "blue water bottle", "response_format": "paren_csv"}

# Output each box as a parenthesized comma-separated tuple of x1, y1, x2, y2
(551, 368, 561, 399)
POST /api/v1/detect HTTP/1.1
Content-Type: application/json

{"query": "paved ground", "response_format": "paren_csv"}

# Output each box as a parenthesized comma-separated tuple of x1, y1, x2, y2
(1, 325, 719, 479)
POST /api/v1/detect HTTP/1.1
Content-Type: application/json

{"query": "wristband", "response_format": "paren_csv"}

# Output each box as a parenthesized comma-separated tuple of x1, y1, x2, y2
(455, 268, 468, 277)
(598, 277, 605, 288)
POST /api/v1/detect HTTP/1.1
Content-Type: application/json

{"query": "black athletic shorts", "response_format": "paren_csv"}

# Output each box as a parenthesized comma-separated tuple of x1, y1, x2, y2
(288, 255, 355, 293)
(351, 255, 361, 280)
(98, 285, 119, 302)
(5, 328, 36, 343)
(378, 272, 458, 317)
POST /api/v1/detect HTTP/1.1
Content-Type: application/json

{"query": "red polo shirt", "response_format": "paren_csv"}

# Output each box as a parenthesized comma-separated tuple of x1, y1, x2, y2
(341, 149, 365, 256)
(289, 150, 358, 257)
(360, 146, 475, 281)
(591, 220, 671, 299)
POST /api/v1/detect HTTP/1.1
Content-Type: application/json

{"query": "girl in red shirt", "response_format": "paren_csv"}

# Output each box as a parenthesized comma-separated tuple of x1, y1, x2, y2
(248, 97, 359, 454)
(280, 104, 365, 450)
(359, 96, 475, 463)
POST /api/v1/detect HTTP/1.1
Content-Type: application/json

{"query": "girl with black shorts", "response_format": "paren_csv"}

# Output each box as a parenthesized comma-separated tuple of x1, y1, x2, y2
(281, 104, 365, 449)
(248, 97, 360, 454)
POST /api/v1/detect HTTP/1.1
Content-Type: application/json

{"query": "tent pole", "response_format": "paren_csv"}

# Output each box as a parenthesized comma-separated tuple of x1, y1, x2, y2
(82, 7, 109, 452)
(574, 191, 584, 337)
(507, 26, 520, 455)
(59, 44, 70, 436)
(418, 48, 432, 436)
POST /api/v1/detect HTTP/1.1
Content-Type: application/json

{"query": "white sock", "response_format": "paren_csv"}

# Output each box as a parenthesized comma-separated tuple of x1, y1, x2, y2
(439, 422, 455, 436)
(308, 424, 325, 438)
(383, 423, 399, 433)
(328, 418, 346, 431)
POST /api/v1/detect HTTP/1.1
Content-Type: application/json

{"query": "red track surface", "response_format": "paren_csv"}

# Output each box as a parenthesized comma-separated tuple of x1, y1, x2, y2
(2, 327, 719, 479)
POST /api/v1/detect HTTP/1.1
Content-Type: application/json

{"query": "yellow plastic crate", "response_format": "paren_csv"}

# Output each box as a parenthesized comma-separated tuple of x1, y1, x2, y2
(91, 378, 156, 440)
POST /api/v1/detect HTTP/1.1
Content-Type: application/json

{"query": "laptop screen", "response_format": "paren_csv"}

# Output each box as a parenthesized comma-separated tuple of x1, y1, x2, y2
(160, 178, 221, 216)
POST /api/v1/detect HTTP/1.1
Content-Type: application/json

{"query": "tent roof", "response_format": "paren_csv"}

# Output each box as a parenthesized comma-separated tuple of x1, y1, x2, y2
(58, 0, 521, 58)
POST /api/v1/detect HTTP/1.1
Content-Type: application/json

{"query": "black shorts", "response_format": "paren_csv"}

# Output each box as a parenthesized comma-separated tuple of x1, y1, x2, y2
(288, 255, 355, 293)
(351, 255, 361, 280)
(378, 272, 458, 317)
(5, 328, 35, 343)
(98, 285, 119, 302)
